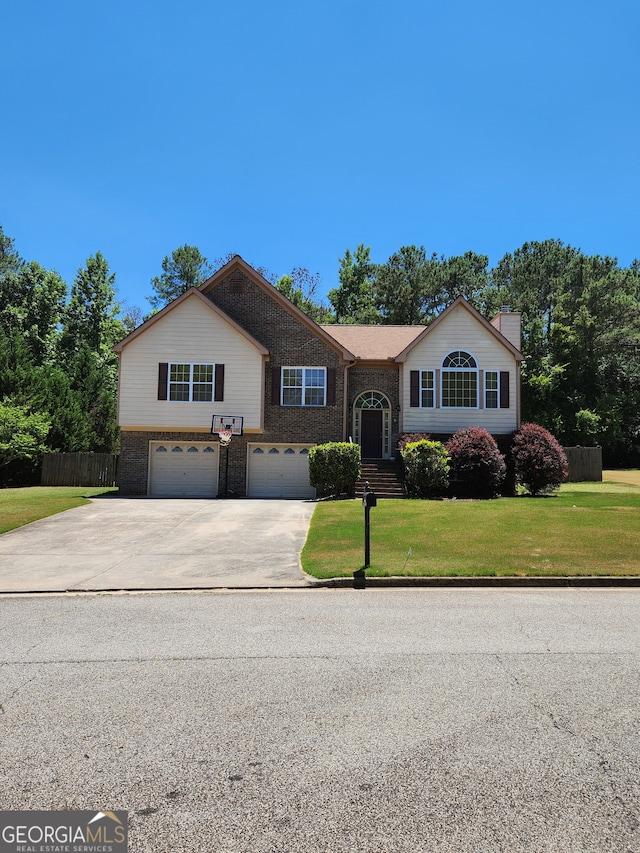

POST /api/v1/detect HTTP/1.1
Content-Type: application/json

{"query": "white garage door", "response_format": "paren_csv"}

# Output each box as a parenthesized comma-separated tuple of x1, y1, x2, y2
(149, 442, 219, 497)
(247, 444, 316, 498)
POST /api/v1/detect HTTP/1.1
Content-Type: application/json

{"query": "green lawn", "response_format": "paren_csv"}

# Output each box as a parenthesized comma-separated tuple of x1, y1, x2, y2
(302, 476, 640, 578)
(0, 486, 117, 534)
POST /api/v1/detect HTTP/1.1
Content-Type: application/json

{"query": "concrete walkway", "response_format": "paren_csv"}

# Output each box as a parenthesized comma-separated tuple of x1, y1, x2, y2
(0, 496, 317, 592)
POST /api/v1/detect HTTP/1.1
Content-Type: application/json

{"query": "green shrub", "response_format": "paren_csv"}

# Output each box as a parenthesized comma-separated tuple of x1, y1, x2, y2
(308, 442, 361, 498)
(401, 439, 450, 498)
(446, 427, 506, 498)
(512, 423, 569, 496)
(398, 432, 431, 452)
(575, 409, 601, 446)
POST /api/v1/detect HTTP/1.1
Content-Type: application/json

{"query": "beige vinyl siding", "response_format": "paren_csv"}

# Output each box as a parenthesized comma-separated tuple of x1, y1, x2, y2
(402, 303, 518, 435)
(118, 294, 264, 430)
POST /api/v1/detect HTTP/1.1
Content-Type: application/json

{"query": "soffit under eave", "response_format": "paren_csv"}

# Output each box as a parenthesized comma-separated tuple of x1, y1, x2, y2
(347, 359, 401, 369)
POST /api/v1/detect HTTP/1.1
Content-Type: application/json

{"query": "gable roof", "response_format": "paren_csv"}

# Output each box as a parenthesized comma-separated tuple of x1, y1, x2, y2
(320, 325, 426, 361)
(112, 287, 269, 355)
(395, 296, 525, 362)
(322, 298, 523, 362)
(200, 255, 357, 362)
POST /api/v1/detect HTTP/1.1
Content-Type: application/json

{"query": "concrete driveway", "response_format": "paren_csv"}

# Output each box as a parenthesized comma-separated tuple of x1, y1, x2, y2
(0, 496, 317, 592)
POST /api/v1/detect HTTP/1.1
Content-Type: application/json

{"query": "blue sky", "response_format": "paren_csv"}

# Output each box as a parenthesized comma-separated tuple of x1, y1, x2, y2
(2, 0, 638, 315)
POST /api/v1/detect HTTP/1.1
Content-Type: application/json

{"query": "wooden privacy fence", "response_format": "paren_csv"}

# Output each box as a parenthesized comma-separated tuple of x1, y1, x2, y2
(41, 453, 119, 487)
(563, 446, 602, 482)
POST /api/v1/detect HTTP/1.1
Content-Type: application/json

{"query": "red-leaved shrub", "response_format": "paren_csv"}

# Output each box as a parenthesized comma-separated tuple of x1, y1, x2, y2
(446, 427, 506, 498)
(511, 423, 569, 496)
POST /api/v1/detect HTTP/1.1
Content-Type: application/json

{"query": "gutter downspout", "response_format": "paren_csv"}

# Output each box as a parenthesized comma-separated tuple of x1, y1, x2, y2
(397, 361, 403, 438)
(516, 361, 521, 428)
(343, 361, 355, 441)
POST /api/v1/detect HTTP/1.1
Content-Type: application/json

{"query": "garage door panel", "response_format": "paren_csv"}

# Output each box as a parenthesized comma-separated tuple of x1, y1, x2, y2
(247, 444, 315, 499)
(150, 442, 219, 497)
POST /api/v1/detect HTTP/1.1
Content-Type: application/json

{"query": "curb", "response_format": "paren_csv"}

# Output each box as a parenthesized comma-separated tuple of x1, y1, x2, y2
(2, 577, 640, 597)
(310, 575, 640, 588)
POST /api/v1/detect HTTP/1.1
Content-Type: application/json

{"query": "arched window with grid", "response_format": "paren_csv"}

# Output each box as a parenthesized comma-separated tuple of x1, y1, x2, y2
(441, 351, 478, 407)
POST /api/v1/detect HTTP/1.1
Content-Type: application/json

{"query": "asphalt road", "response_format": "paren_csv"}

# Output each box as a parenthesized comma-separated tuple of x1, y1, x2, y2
(1, 588, 639, 852)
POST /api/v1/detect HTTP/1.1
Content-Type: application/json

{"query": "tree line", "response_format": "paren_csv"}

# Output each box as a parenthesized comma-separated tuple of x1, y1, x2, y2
(0, 227, 125, 483)
(1, 227, 639, 484)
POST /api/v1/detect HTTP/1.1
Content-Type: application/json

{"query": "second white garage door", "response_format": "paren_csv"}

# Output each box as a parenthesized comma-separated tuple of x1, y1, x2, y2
(149, 441, 219, 497)
(247, 444, 316, 499)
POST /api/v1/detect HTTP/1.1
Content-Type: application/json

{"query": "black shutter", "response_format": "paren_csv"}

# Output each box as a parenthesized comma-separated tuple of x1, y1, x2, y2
(410, 370, 420, 407)
(158, 363, 168, 400)
(326, 368, 336, 406)
(272, 366, 281, 405)
(214, 363, 225, 402)
(500, 371, 510, 408)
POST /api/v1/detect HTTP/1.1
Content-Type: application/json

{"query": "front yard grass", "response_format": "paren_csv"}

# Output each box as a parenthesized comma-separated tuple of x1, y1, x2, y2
(301, 475, 640, 578)
(0, 486, 117, 534)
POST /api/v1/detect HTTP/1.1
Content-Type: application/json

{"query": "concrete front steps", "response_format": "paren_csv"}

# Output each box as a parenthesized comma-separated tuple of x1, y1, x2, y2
(356, 460, 406, 499)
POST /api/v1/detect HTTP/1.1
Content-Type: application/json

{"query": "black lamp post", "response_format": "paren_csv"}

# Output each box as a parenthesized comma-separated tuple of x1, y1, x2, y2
(354, 481, 377, 589)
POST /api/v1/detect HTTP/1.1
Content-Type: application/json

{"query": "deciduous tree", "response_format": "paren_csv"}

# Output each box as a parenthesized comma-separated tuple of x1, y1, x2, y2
(0, 399, 50, 475)
(276, 268, 333, 323)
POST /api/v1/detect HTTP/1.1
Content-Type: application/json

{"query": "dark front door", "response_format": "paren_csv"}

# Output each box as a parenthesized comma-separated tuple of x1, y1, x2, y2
(361, 410, 383, 458)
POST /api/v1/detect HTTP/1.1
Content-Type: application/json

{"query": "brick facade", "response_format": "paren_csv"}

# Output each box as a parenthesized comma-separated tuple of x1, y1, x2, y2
(205, 271, 345, 444)
(347, 364, 402, 454)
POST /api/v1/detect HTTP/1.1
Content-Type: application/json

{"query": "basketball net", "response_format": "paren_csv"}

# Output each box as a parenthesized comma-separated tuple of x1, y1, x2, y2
(218, 428, 233, 446)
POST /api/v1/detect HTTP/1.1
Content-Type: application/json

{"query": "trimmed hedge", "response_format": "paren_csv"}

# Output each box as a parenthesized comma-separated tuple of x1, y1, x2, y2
(309, 442, 361, 498)
(446, 427, 506, 498)
(512, 423, 569, 496)
(401, 439, 450, 498)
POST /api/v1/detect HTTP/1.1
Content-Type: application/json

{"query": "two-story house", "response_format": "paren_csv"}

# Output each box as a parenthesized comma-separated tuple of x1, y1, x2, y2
(114, 255, 523, 498)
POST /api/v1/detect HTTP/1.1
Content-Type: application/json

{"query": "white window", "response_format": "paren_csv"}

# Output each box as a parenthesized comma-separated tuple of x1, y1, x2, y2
(169, 363, 214, 402)
(441, 351, 478, 408)
(282, 367, 326, 406)
(420, 371, 434, 408)
(485, 371, 499, 409)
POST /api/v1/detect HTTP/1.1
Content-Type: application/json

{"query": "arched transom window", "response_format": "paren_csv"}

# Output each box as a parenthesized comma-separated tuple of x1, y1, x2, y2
(355, 391, 389, 410)
(442, 351, 478, 407)
(443, 351, 477, 369)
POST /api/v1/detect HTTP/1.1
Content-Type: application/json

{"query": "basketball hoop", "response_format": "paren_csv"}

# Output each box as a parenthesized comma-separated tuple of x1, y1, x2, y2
(218, 428, 233, 446)
(212, 415, 243, 437)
